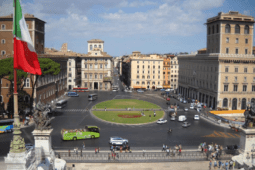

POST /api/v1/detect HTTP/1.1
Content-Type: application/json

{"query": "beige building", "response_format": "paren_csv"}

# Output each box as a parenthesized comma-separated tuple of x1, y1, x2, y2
(130, 52, 164, 89)
(178, 11, 255, 110)
(81, 39, 113, 90)
(169, 55, 179, 90)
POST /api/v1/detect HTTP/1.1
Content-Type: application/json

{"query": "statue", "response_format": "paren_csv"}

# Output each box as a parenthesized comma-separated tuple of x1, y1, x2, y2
(243, 103, 255, 128)
(33, 101, 55, 131)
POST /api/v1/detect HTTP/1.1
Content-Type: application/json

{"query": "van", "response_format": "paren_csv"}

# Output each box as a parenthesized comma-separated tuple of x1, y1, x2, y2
(67, 92, 79, 97)
(178, 115, 187, 122)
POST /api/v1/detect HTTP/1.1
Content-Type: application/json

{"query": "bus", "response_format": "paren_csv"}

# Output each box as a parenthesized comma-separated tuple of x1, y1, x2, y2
(61, 125, 100, 140)
(56, 99, 68, 109)
(88, 94, 97, 101)
(0, 119, 14, 133)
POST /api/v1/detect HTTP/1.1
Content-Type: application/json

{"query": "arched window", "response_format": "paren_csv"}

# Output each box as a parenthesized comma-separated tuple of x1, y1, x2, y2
(208, 27, 210, 35)
(1, 24, 5, 30)
(251, 98, 255, 104)
(235, 24, 240, 34)
(216, 24, 219, 33)
(232, 98, 237, 110)
(1, 39, 5, 44)
(1, 50, 6, 55)
(241, 98, 246, 110)
(212, 25, 214, 34)
(223, 98, 228, 107)
(94, 45, 97, 48)
(244, 25, 249, 34)
(225, 24, 230, 33)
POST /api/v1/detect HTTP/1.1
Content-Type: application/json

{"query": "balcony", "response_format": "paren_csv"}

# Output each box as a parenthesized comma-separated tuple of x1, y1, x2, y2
(103, 77, 112, 82)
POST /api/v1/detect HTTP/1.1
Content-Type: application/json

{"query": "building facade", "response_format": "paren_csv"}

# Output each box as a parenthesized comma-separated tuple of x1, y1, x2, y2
(178, 11, 255, 110)
(81, 39, 113, 91)
(130, 52, 164, 89)
(169, 55, 179, 90)
(163, 56, 171, 89)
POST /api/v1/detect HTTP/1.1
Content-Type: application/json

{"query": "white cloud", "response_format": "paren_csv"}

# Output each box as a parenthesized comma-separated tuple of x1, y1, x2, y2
(183, 0, 225, 10)
(118, 0, 157, 8)
(0, 0, 13, 16)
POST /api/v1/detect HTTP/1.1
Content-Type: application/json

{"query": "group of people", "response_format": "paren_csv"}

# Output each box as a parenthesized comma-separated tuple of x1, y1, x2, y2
(199, 142, 223, 160)
(209, 160, 235, 170)
(162, 144, 182, 156)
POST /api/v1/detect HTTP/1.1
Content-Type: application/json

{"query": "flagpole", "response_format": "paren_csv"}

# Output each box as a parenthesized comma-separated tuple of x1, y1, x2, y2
(10, 0, 26, 153)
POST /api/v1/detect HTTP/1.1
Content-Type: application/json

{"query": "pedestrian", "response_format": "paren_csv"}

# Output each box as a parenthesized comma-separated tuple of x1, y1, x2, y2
(108, 153, 111, 160)
(179, 147, 182, 156)
(225, 161, 229, 170)
(95, 148, 97, 154)
(209, 160, 212, 170)
(80, 149, 82, 157)
(166, 148, 170, 156)
(74, 147, 76, 154)
(162, 144, 165, 151)
(76, 147, 78, 155)
(98, 147, 100, 153)
(110, 145, 113, 151)
(218, 160, 222, 169)
(214, 160, 217, 169)
(112, 151, 114, 159)
(233, 161, 235, 169)
(143, 150, 146, 156)
(83, 142, 85, 150)
(114, 152, 116, 160)
(173, 149, 176, 156)
(105, 107, 106, 111)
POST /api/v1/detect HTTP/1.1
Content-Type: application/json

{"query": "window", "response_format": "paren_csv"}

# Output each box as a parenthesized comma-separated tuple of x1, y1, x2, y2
(224, 85, 228, 91)
(226, 37, 229, 43)
(90, 64, 92, 68)
(137, 65, 139, 69)
(235, 68, 238, 73)
(208, 27, 210, 35)
(100, 74, 102, 79)
(1, 24, 6, 30)
(142, 81, 145, 85)
(225, 67, 228, 72)
(99, 45, 101, 48)
(245, 49, 248, 54)
(243, 85, 247, 92)
(245, 39, 248, 44)
(235, 38, 239, 44)
(254, 68, 255, 73)
(244, 68, 247, 73)
(137, 71, 139, 74)
(244, 77, 247, 82)
(94, 45, 97, 48)
(85, 74, 87, 78)
(100, 64, 102, 68)
(137, 75, 139, 79)
(226, 48, 229, 54)
(212, 25, 214, 34)
(148, 71, 150, 74)
(69, 62, 71, 66)
(90, 45, 92, 50)
(95, 74, 97, 79)
(85, 64, 87, 68)
(252, 85, 255, 91)
(225, 76, 228, 82)
(158, 81, 160, 85)
(105, 64, 107, 68)
(153, 76, 155, 79)
(1, 39, 5, 44)
(147, 75, 150, 79)
(69, 68, 71, 71)
(85, 83, 87, 87)
(235, 48, 238, 54)
(24, 78, 30, 87)
(233, 85, 238, 91)
(137, 61, 139, 64)
(235, 24, 240, 34)
(223, 98, 228, 107)
(136, 81, 139, 85)
(158, 75, 160, 79)
(1, 51, 6, 55)
(234, 76, 237, 81)
(68, 73, 71, 77)
(95, 53, 97, 55)
(158, 71, 160, 74)
(225, 24, 230, 33)
(158, 66, 160, 69)
(244, 25, 249, 34)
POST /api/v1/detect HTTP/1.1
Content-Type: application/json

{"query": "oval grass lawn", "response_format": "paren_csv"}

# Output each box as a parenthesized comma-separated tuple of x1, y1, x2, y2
(93, 99, 160, 109)
(92, 111, 164, 124)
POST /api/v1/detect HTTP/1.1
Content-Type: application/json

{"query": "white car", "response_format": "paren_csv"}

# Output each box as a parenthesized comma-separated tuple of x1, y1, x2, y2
(178, 115, 187, 122)
(190, 105, 194, 109)
(170, 116, 176, 121)
(157, 118, 167, 124)
(194, 115, 200, 120)
(109, 136, 128, 145)
(184, 107, 188, 111)
(165, 89, 172, 92)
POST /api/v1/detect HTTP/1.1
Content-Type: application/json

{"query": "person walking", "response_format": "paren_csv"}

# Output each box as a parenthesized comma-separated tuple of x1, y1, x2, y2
(162, 144, 166, 152)
(108, 153, 111, 160)
(83, 142, 85, 150)
(98, 147, 100, 153)
(68, 150, 71, 157)
(218, 160, 222, 169)
(95, 148, 97, 154)
(225, 161, 229, 170)
(110, 145, 113, 151)
(179, 147, 182, 156)
(214, 160, 217, 170)
(209, 160, 212, 170)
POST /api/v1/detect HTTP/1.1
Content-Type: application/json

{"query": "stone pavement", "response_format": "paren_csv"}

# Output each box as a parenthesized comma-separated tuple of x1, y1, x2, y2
(66, 161, 211, 170)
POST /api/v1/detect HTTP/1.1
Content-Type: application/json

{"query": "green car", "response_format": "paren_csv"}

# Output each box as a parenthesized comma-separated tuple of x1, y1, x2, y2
(61, 125, 100, 140)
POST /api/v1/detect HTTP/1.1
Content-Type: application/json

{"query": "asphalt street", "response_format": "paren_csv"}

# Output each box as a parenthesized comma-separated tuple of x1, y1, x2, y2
(0, 69, 240, 156)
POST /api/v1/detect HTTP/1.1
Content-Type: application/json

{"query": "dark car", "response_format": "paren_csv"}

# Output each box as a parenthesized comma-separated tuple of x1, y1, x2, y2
(154, 89, 158, 91)
(161, 92, 166, 95)
(170, 95, 174, 98)
(166, 101, 171, 105)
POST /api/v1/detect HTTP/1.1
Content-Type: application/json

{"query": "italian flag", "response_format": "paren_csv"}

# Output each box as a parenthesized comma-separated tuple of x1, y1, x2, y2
(13, 0, 42, 75)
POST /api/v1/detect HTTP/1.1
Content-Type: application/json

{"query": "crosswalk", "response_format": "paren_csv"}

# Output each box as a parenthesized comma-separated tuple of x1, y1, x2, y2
(59, 109, 88, 112)
(203, 131, 240, 138)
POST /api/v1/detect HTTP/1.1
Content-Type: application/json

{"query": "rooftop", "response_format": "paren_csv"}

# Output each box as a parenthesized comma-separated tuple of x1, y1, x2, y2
(87, 39, 104, 43)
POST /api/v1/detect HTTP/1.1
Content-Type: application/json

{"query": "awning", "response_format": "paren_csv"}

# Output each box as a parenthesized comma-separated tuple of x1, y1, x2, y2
(133, 86, 146, 89)
(156, 86, 163, 88)
(163, 85, 171, 88)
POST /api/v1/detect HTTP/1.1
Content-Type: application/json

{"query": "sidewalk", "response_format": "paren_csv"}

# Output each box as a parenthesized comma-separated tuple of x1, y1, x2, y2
(65, 161, 212, 170)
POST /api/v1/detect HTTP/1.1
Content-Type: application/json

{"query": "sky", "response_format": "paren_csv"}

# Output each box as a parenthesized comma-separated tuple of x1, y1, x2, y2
(0, 0, 255, 57)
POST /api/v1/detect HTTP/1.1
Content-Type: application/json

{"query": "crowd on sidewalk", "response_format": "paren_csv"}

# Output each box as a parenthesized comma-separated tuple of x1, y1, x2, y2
(162, 144, 182, 156)
(209, 160, 235, 170)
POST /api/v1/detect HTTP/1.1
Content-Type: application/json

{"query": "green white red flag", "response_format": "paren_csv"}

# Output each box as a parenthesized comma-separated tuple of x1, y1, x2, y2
(13, 0, 42, 75)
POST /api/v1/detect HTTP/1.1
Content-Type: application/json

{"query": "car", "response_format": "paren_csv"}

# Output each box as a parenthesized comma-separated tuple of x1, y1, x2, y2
(124, 89, 132, 93)
(165, 89, 171, 92)
(179, 98, 183, 102)
(183, 100, 187, 104)
(178, 115, 187, 122)
(182, 122, 191, 128)
(25, 143, 34, 151)
(160, 89, 165, 91)
(191, 99, 196, 103)
(166, 98, 170, 101)
(166, 101, 171, 105)
(184, 107, 188, 111)
(194, 115, 200, 120)
(161, 92, 166, 95)
(154, 89, 158, 91)
(67, 92, 79, 97)
(170, 116, 176, 121)
(169, 95, 174, 98)
(137, 89, 144, 93)
(109, 137, 129, 145)
(157, 118, 167, 124)
(190, 105, 194, 109)
(168, 107, 175, 112)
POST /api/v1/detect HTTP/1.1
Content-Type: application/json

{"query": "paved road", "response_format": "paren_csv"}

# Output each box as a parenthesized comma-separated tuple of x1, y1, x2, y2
(0, 70, 240, 156)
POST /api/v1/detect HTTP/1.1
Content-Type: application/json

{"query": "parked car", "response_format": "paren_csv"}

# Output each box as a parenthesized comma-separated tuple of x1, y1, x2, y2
(182, 122, 191, 128)
(109, 136, 128, 145)
(184, 107, 188, 112)
(194, 115, 200, 120)
(137, 89, 144, 93)
(170, 116, 176, 121)
(157, 118, 167, 124)
(160, 89, 165, 91)
(154, 89, 158, 91)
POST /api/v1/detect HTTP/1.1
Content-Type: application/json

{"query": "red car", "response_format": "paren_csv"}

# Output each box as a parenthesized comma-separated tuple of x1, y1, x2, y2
(166, 98, 170, 101)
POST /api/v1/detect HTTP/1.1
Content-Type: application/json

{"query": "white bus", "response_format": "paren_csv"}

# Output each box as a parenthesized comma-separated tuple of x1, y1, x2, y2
(56, 100, 68, 109)
(88, 94, 98, 101)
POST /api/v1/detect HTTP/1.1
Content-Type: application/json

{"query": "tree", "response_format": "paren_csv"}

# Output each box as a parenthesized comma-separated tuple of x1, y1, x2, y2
(0, 58, 28, 118)
(29, 58, 60, 113)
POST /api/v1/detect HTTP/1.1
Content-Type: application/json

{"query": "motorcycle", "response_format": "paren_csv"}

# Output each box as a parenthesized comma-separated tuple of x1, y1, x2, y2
(167, 129, 172, 133)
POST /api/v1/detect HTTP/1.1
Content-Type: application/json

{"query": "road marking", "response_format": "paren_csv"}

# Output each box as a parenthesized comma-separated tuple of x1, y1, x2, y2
(219, 132, 230, 138)
(227, 133, 237, 138)
(214, 131, 224, 137)
(203, 131, 239, 138)
(234, 134, 241, 138)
